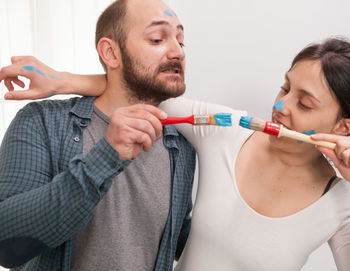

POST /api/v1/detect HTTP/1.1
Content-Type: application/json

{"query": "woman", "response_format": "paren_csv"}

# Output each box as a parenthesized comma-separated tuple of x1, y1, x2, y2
(2, 38, 350, 270)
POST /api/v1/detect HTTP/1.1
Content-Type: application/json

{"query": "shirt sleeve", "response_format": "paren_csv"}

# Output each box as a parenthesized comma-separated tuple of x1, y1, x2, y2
(328, 222, 350, 270)
(0, 104, 130, 268)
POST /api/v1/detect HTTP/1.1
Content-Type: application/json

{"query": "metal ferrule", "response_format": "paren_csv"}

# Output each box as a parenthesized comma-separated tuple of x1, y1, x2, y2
(194, 115, 210, 125)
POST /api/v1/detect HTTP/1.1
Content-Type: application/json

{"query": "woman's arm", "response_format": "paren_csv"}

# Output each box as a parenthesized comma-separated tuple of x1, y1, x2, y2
(0, 56, 106, 100)
(328, 222, 350, 270)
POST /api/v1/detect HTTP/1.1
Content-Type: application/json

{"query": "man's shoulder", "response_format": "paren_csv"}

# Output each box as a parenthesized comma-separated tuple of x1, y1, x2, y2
(18, 96, 94, 119)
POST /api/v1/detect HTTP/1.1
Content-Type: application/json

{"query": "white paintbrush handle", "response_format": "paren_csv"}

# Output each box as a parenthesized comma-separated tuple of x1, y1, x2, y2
(278, 126, 336, 150)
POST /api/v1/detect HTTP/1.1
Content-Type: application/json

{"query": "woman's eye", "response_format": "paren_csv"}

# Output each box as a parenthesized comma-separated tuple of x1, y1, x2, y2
(179, 42, 185, 48)
(299, 102, 312, 110)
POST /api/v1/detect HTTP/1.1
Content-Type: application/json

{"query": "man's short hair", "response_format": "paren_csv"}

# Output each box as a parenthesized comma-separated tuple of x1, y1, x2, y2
(95, 0, 129, 72)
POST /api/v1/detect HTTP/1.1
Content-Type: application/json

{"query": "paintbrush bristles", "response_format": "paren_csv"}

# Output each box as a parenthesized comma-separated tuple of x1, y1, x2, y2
(248, 117, 266, 131)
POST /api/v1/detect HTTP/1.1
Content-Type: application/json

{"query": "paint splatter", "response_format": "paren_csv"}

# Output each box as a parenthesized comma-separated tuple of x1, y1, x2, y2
(273, 100, 284, 111)
(20, 65, 61, 80)
(297, 130, 316, 144)
(22, 65, 35, 71)
(171, 9, 177, 17)
(36, 69, 45, 76)
(164, 10, 173, 17)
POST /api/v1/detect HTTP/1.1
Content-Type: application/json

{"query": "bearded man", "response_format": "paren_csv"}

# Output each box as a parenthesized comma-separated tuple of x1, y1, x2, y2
(0, 0, 196, 270)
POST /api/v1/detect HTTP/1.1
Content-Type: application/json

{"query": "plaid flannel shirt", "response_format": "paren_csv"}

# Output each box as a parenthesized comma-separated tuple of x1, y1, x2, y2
(0, 96, 196, 271)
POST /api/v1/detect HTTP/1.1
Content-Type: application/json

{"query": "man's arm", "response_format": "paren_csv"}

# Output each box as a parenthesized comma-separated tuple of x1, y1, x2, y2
(0, 100, 166, 268)
(0, 102, 130, 268)
(0, 56, 106, 100)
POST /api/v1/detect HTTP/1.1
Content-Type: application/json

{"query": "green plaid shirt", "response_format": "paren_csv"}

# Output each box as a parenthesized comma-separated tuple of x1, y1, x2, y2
(0, 96, 196, 271)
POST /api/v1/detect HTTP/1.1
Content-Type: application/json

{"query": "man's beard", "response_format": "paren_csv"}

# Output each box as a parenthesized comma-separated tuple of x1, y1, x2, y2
(120, 47, 186, 105)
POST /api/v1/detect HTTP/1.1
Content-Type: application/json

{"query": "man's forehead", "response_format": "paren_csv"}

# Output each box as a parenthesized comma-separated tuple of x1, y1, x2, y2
(127, 0, 182, 31)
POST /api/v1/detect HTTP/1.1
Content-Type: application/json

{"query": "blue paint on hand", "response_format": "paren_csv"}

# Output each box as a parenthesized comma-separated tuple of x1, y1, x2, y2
(35, 69, 45, 76)
(298, 130, 316, 144)
(273, 100, 284, 111)
(164, 10, 174, 17)
(214, 113, 232, 126)
(22, 65, 35, 71)
(239, 116, 253, 129)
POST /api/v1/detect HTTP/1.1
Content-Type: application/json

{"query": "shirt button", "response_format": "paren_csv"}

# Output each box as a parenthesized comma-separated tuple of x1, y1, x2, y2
(74, 136, 80, 142)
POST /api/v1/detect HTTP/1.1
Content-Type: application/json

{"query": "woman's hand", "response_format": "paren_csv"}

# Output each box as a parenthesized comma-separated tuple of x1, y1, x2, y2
(0, 56, 106, 100)
(311, 133, 350, 181)
(0, 56, 66, 100)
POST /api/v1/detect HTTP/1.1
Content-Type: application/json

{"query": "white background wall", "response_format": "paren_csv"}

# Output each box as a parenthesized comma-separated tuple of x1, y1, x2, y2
(1, 0, 350, 270)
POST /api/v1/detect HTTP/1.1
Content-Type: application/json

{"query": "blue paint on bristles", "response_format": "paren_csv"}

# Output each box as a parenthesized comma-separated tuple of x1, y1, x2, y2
(213, 113, 232, 126)
(239, 116, 253, 129)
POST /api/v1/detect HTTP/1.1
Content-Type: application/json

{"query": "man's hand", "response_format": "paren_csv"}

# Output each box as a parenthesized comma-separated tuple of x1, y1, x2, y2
(0, 56, 65, 100)
(106, 104, 167, 160)
(311, 133, 350, 181)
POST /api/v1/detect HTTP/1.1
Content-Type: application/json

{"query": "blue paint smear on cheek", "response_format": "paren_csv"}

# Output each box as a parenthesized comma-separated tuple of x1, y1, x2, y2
(273, 100, 284, 111)
(297, 130, 316, 144)
(22, 65, 35, 71)
(35, 69, 45, 76)
(164, 10, 173, 17)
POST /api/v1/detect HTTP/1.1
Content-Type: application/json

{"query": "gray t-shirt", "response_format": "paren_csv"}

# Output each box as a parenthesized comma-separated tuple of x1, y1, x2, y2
(71, 105, 171, 271)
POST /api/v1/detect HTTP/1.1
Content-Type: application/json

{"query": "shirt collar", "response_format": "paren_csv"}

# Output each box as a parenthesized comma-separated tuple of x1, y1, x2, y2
(70, 96, 96, 120)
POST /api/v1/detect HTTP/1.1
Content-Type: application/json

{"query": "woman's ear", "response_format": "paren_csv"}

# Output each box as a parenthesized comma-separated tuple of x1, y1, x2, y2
(332, 118, 350, 136)
(97, 37, 121, 70)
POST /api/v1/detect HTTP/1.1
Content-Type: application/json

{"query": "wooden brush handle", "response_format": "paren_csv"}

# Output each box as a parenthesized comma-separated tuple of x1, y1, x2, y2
(279, 127, 336, 150)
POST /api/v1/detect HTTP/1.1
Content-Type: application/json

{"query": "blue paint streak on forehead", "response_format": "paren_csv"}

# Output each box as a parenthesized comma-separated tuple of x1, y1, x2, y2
(171, 9, 177, 17)
(22, 65, 35, 71)
(297, 130, 316, 144)
(273, 100, 284, 111)
(164, 10, 173, 17)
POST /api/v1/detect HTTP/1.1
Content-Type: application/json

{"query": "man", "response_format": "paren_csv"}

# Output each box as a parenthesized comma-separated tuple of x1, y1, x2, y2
(0, 0, 196, 270)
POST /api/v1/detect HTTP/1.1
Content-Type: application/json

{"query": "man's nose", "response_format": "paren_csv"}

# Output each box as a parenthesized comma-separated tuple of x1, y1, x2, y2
(167, 40, 185, 61)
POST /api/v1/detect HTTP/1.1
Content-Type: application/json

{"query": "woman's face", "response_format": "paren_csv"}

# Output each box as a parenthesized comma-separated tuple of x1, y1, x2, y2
(270, 59, 342, 150)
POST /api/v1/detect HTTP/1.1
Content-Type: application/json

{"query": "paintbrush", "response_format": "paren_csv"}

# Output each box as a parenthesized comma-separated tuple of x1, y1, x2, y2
(239, 116, 336, 150)
(161, 113, 232, 126)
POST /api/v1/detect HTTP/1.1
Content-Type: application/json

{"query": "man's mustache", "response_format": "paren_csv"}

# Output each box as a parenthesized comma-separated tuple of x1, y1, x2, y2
(158, 62, 184, 76)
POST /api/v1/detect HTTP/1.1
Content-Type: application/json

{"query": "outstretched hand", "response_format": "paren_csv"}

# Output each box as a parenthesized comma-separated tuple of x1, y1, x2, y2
(0, 56, 64, 100)
(311, 133, 350, 181)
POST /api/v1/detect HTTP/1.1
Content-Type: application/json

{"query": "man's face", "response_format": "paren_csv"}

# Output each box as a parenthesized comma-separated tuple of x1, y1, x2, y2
(120, 0, 186, 104)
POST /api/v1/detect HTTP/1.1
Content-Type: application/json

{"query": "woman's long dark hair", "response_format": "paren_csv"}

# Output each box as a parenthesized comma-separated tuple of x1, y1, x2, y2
(291, 38, 350, 118)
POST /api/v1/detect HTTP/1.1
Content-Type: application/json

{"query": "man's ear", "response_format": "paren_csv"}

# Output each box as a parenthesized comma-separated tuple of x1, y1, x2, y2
(332, 118, 350, 136)
(97, 37, 121, 70)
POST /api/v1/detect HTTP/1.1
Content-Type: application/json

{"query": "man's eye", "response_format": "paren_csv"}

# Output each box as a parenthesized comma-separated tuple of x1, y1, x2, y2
(151, 39, 162, 44)
(179, 42, 185, 48)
